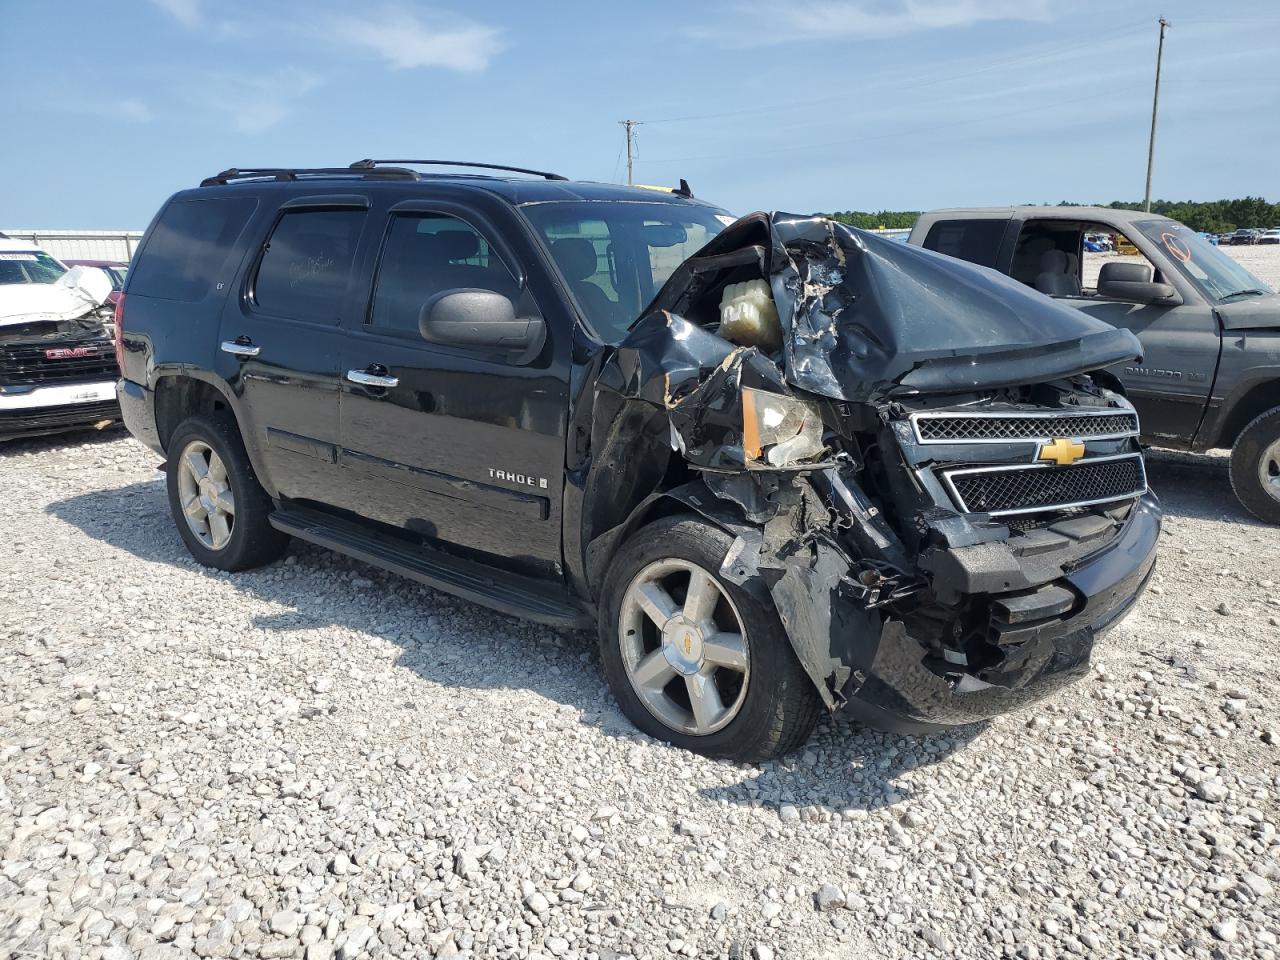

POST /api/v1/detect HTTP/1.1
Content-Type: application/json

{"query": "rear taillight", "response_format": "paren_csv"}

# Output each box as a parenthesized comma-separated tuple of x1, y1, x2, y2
(113, 294, 126, 370)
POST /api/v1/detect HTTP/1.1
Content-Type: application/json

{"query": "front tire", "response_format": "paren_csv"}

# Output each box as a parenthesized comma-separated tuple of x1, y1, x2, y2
(165, 413, 289, 570)
(599, 516, 821, 762)
(1229, 408, 1280, 524)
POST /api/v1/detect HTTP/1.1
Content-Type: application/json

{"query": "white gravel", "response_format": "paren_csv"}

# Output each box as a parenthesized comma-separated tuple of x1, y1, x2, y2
(1, 433, 1278, 960)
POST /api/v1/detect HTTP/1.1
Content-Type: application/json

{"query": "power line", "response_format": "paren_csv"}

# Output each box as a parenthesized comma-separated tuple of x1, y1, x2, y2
(632, 18, 1151, 130)
(640, 87, 1107, 166)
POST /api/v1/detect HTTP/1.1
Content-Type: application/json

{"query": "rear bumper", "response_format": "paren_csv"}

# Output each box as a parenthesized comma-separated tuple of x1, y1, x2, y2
(0, 380, 120, 441)
(117, 378, 163, 455)
(845, 492, 1161, 731)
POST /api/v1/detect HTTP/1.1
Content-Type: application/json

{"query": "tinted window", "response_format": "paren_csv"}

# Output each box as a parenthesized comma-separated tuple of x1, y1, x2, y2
(923, 219, 1006, 269)
(253, 209, 365, 323)
(130, 197, 257, 302)
(370, 214, 519, 338)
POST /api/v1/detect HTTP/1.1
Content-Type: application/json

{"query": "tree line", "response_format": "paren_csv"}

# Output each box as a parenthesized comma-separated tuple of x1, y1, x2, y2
(821, 198, 1279, 234)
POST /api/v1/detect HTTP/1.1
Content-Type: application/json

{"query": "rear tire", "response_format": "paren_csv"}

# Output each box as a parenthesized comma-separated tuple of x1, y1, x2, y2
(165, 413, 289, 571)
(1229, 408, 1280, 525)
(598, 515, 821, 762)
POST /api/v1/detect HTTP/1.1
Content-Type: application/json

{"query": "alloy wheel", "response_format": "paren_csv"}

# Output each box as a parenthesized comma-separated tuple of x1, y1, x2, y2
(618, 558, 750, 736)
(1262, 437, 1280, 503)
(176, 440, 236, 550)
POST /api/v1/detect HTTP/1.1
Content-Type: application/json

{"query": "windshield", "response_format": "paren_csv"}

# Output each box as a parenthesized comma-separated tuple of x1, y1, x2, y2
(520, 200, 729, 342)
(1132, 220, 1273, 301)
(0, 249, 66, 285)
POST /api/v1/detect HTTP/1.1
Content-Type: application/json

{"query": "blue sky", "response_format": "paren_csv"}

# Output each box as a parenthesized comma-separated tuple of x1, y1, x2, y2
(3, 0, 1277, 227)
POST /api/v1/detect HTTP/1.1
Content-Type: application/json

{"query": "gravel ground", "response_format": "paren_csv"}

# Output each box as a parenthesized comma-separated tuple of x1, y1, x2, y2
(2, 431, 1278, 960)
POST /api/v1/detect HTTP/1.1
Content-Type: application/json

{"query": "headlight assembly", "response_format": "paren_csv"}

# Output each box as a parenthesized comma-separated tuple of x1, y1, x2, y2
(741, 387, 826, 467)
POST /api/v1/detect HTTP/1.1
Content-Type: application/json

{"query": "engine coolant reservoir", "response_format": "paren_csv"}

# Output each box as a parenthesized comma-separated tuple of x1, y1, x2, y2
(719, 279, 782, 352)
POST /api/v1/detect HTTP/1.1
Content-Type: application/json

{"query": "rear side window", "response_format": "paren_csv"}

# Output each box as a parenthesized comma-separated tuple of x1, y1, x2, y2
(369, 213, 519, 338)
(129, 197, 257, 302)
(922, 219, 1006, 269)
(253, 209, 365, 323)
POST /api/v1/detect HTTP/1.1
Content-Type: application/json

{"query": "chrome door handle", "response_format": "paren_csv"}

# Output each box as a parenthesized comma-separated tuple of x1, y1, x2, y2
(346, 369, 399, 388)
(221, 339, 260, 357)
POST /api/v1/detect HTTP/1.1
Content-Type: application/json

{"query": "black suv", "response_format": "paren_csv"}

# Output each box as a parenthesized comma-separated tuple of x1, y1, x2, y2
(117, 161, 1160, 761)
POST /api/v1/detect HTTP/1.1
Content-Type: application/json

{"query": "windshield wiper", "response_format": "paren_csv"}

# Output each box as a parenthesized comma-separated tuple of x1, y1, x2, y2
(1218, 288, 1268, 302)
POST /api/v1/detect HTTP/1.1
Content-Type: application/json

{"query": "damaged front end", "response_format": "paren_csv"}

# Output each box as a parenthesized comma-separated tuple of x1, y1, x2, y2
(585, 213, 1160, 732)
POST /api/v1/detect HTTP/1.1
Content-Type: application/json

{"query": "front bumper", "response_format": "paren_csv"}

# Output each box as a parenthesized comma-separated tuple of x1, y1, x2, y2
(845, 492, 1160, 732)
(0, 380, 120, 441)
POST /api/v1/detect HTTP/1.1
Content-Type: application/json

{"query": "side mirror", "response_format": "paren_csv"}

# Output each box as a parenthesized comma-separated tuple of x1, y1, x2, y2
(56, 265, 113, 308)
(419, 289, 545, 354)
(1096, 262, 1176, 304)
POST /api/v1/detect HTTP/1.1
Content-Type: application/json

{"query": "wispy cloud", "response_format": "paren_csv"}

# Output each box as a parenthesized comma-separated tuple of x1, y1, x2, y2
(700, 0, 1052, 45)
(112, 98, 153, 123)
(147, 0, 201, 28)
(328, 5, 503, 72)
(194, 67, 322, 134)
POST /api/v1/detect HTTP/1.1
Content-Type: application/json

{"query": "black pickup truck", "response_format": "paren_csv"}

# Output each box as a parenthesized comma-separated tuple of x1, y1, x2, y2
(910, 207, 1280, 523)
(116, 162, 1159, 760)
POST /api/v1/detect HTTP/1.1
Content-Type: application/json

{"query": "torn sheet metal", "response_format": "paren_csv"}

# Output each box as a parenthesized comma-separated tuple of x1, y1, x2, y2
(637, 212, 1143, 402)
(603, 309, 803, 470)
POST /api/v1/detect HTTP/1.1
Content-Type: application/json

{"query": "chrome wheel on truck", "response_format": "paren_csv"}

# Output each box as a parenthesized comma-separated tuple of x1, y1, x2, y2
(598, 516, 820, 762)
(176, 439, 236, 550)
(165, 413, 290, 571)
(618, 558, 751, 736)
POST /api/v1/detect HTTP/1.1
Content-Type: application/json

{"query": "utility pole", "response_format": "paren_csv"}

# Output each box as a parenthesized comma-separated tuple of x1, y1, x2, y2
(620, 119, 640, 185)
(1143, 17, 1169, 212)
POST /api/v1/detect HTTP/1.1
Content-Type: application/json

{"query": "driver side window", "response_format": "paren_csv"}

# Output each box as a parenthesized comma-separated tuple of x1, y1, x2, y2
(1078, 224, 1161, 298)
(369, 213, 519, 339)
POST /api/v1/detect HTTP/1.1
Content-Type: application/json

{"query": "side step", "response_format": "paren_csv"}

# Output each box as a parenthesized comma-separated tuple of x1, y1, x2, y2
(270, 506, 593, 630)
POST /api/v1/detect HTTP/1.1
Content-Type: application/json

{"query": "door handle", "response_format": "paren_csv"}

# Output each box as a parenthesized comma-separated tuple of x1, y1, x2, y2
(346, 367, 399, 388)
(221, 338, 261, 358)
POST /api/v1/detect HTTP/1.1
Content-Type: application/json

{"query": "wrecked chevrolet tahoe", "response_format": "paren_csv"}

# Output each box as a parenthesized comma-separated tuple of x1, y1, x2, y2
(117, 161, 1160, 761)
(1, 237, 121, 441)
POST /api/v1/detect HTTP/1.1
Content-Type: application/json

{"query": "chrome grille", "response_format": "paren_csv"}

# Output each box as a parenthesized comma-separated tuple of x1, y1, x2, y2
(913, 410, 1138, 443)
(944, 454, 1146, 516)
(0, 339, 118, 386)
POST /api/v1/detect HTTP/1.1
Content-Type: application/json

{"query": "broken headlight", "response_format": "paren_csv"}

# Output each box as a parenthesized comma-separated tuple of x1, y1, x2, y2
(741, 387, 826, 467)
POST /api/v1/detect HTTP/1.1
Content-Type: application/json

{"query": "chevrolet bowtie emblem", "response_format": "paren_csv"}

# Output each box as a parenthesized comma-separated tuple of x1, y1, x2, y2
(1038, 437, 1086, 466)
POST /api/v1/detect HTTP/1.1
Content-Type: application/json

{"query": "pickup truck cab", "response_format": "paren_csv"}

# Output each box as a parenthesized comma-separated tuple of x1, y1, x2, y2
(117, 164, 1159, 760)
(909, 207, 1280, 523)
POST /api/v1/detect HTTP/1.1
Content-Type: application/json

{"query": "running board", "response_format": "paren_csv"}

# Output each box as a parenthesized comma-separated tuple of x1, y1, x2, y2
(269, 506, 593, 629)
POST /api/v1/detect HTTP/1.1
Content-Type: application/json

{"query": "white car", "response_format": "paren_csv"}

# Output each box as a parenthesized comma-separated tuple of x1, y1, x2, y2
(0, 238, 121, 441)
(1257, 229, 1280, 246)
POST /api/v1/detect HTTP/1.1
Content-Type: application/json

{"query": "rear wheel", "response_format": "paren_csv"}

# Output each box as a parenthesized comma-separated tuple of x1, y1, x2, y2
(165, 413, 289, 570)
(1229, 408, 1280, 525)
(599, 516, 821, 762)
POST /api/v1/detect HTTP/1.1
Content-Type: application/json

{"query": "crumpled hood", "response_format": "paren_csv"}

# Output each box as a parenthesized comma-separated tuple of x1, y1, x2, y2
(0, 272, 109, 328)
(639, 212, 1143, 401)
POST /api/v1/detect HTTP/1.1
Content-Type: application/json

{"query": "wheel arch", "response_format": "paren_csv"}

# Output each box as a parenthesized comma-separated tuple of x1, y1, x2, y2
(1205, 377, 1280, 450)
(152, 373, 278, 498)
(583, 478, 768, 605)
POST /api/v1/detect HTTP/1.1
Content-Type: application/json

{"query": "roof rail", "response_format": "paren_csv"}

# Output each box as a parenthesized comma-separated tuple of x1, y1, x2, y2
(349, 159, 569, 181)
(199, 166, 419, 187)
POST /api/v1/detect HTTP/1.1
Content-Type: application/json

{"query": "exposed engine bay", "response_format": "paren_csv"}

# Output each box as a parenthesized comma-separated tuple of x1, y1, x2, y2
(582, 213, 1160, 729)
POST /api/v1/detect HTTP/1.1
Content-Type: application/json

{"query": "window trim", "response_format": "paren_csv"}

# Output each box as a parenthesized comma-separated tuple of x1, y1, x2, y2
(244, 204, 370, 327)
